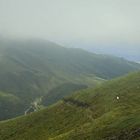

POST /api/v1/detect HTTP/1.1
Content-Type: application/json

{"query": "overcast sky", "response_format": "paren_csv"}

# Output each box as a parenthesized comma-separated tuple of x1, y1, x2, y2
(0, 0, 140, 56)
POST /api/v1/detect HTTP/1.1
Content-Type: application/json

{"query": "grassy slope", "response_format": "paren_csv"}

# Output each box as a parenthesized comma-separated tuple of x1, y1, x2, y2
(0, 72, 140, 140)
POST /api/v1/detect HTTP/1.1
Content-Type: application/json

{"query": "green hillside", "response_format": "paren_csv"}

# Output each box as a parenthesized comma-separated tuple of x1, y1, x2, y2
(0, 38, 139, 120)
(0, 72, 140, 140)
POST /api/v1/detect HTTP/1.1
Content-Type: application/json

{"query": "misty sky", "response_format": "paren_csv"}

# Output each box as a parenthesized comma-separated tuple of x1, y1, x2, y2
(0, 0, 140, 60)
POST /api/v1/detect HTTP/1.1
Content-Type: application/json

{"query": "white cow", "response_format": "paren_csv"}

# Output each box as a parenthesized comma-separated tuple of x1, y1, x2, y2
(116, 96, 120, 100)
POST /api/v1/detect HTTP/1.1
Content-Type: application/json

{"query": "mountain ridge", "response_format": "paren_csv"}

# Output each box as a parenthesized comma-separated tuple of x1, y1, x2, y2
(0, 38, 139, 120)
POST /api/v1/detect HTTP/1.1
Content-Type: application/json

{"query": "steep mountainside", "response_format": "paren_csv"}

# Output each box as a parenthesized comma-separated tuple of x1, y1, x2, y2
(0, 38, 139, 120)
(0, 72, 140, 140)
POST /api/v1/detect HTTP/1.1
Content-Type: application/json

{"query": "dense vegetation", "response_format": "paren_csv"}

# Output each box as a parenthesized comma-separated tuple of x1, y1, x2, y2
(0, 72, 140, 140)
(0, 38, 139, 120)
